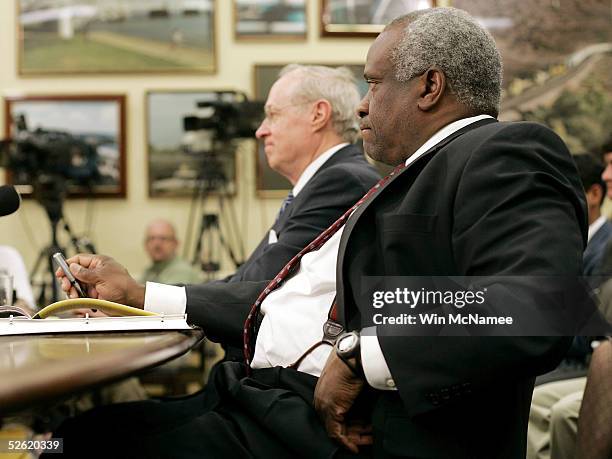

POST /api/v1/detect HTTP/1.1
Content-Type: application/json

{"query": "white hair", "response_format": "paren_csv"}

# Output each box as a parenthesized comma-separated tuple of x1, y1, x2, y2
(388, 7, 502, 116)
(279, 64, 361, 143)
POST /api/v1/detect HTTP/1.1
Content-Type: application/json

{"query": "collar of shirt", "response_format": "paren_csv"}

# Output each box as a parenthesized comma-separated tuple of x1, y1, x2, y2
(292, 143, 349, 197)
(404, 114, 495, 167)
(588, 215, 607, 242)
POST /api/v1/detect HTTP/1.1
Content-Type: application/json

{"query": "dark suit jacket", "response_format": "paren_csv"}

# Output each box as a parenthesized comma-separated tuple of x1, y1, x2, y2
(336, 119, 586, 458)
(186, 144, 379, 346)
(185, 120, 587, 458)
(221, 144, 379, 283)
(583, 220, 612, 276)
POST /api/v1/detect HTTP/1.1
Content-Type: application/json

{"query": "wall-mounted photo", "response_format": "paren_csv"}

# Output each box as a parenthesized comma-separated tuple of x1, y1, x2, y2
(3, 95, 126, 198)
(147, 90, 259, 197)
(234, 0, 307, 40)
(321, 0, 435, 37)
(253, 63, 370, 197)
(453, 0, 612, 154)
(18, 0, 216, 75)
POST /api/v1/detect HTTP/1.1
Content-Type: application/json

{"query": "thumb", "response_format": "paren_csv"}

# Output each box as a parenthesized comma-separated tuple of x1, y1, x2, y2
(70, 263, 97, 283)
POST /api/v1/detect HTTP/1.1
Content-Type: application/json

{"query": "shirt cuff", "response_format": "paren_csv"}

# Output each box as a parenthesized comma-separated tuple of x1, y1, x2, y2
(361, 326, 397, 391)
(144, 281, 187, 316)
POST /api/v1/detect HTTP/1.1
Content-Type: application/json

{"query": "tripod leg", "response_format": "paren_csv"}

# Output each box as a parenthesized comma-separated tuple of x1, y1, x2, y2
(216, 194, 243, 268)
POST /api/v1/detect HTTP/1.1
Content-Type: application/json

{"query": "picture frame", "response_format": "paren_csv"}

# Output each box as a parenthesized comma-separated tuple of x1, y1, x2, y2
(234, 0, 307, 40)
(146, 90, 239, 198)
(17, 0, 216, 75)
(253, 63, 368, 197)
(3, 95, 127, 198)
(320, 0, 436, 37)
(453, 0, 612, 154)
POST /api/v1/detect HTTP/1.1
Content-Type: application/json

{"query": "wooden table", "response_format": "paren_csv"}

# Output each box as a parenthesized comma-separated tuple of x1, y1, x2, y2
(0, 329, 204, 413)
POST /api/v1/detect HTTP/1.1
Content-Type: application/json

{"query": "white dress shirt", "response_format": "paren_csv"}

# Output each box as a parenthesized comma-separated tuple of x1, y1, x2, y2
(145, 115, 493, 390)
(292, 143, 348, 197)
(268, 144, 347, 245)
(588, 215, 607, 243)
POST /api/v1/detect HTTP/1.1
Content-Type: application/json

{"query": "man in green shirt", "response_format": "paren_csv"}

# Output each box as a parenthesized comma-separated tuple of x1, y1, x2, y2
(140, 219, 202, 284)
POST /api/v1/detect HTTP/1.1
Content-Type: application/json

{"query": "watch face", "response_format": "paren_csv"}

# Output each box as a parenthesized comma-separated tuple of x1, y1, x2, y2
(338, 334, 357, 353)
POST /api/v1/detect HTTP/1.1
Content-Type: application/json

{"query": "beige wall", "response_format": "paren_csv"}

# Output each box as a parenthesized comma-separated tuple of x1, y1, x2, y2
(0, 0, 396, 281)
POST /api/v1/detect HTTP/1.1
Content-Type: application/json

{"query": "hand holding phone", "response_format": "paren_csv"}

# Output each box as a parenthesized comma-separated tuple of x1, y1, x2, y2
(53, 252, 87, 298)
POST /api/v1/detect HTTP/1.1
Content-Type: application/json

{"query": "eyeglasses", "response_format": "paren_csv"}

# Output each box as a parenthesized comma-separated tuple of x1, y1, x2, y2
(262, 101, 313, 125)
(146, 236, 176, 243)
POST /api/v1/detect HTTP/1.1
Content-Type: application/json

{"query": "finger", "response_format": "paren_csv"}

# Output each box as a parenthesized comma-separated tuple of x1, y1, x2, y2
(333, 425, 360, 454)
(60, 277, 72, 292)
(69, 263, 97, 284)
(55, 267, 65, 279)
(346, 422, 373, 435)
(68, 286, 79, 299)
(65, 253, 94, 266)
(346, 430, 373, 446)
(324, 414, 359, 454)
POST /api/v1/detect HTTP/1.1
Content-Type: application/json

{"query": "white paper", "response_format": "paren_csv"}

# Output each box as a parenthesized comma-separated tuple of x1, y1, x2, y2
(0, 314, 191, 336)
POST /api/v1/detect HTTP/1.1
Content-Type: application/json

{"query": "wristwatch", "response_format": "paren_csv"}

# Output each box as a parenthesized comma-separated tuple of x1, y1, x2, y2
(335, 331, 363, 377)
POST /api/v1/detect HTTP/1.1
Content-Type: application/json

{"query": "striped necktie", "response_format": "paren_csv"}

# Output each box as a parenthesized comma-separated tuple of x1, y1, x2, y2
(243, 162, 406, 367)
(275, 191, 294, 222)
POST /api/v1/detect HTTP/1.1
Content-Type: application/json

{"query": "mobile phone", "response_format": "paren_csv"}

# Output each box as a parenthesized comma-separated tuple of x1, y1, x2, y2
(52, 252, 87, 298)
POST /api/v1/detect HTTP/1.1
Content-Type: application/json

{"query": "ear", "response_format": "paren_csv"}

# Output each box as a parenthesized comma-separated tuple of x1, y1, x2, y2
(417, 67, 446, 112)
(586, 184, 603, 207)
(310, 99, 333, 132)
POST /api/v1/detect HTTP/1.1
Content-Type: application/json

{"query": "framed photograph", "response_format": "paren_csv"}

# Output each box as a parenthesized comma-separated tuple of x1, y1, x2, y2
(17, 0, 216, 75)
(453, 0, 612, 154)
(321, 0, 435, 37)
(3, 95, 127, 198)
(253, 63, 369, 197)
(146, 90, 239, 198)
(234, 0, 307, 40)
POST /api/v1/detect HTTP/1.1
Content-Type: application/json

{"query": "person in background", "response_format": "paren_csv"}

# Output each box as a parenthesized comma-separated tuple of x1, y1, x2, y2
(574, 154, 612, 278)
(0, 245, 35, 311)
(140, 219, 202, 284)
(598, 135, 612, 202)
(527, 153, 611, 459)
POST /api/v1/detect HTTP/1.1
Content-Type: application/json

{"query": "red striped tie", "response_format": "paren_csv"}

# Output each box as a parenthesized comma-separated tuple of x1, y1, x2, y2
(243, 162, 406, 367)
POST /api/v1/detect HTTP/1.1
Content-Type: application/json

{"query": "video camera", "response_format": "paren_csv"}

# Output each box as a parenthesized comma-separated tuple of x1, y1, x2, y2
(181, 91, 264, 155)
(0, 114, 99, 193)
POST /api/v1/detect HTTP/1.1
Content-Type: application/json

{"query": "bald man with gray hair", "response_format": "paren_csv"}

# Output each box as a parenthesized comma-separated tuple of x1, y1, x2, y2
(141, 218, 202, 284)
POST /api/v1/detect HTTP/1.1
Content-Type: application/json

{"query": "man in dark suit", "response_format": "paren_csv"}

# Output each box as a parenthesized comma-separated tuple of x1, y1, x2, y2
(526, 154, 612, 459)
(573, 154, 612, 278)
(54, 8, 586, 459)
(215, 64, 380, 283)
(226, 64, 378, 282)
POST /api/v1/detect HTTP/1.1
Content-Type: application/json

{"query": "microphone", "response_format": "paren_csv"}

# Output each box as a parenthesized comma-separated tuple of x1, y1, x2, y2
(0, 185, 21, 217)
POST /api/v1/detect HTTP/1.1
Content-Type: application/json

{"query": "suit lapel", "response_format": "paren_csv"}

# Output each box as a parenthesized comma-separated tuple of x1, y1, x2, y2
(273, 144, 361, 232)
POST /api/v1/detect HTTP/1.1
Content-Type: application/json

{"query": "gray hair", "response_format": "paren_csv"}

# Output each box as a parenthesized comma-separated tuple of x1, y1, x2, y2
(387, 7, 502, 117)
(278, 64, 361, 143)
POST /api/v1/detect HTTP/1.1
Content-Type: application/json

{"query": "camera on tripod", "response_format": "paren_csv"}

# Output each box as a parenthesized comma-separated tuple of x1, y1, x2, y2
(0, 114, 99, 199)
(181, 90, 264, 156)
(180, 91, 264, 276)
(0, 114, 98, 303)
